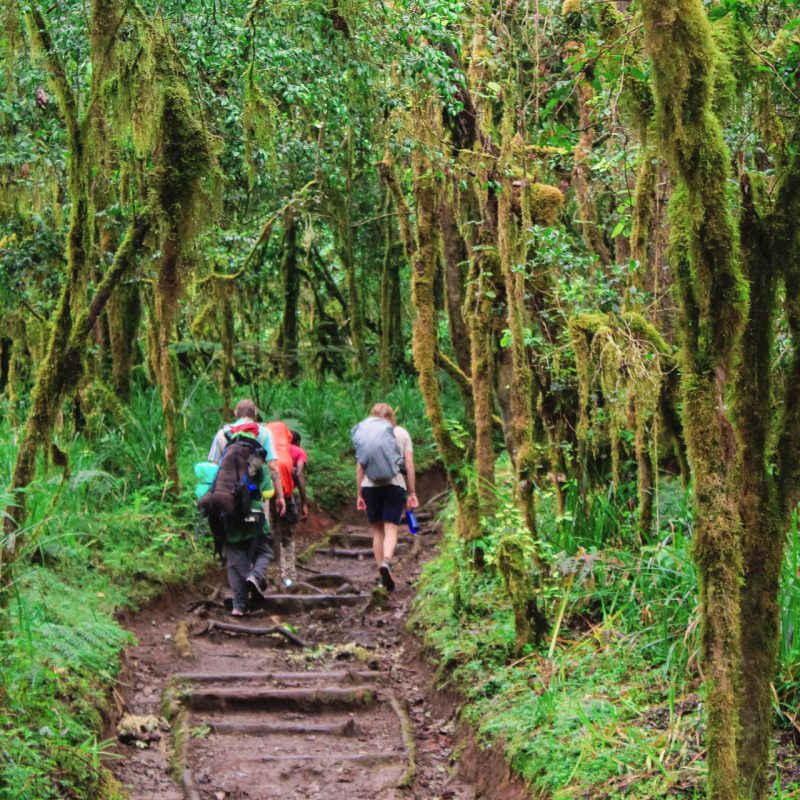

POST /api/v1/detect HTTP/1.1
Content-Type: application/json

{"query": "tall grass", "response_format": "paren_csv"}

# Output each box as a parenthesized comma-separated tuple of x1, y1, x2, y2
(414, 466, 800, 797)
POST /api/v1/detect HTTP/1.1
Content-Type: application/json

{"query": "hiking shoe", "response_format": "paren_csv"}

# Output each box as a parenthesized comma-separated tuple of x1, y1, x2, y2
(379, 561, 395, 592)
(246, 575, 263, 603)
(231, 607, 245, 617)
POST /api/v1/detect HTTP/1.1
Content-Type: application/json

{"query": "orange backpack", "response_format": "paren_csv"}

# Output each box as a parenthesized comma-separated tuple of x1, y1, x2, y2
(266, 421, 295, 497)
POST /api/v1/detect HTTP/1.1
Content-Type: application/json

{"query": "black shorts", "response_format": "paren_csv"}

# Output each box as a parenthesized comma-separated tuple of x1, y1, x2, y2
(362, 485, 407, 525)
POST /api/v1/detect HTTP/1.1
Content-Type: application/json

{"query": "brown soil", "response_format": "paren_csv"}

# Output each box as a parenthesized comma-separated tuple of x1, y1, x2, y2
(110, 472, 529, 800)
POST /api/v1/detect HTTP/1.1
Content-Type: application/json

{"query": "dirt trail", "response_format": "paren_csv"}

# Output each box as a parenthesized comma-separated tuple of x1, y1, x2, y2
(110, 480, 503, 800)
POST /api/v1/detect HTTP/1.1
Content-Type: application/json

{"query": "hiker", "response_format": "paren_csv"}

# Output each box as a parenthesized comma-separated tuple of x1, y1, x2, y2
(206, 399, 286, 615)
(290, 430, 310, 522)
(352, 403, 418, 591)
(266, 420, 304, 587)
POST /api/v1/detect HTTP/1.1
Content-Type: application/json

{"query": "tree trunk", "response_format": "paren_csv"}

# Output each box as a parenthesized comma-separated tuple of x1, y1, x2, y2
(3, 219, 149, 564)
(439, 182, 474, 422)
(497, 152, 537, 536)
(380, 194, 404, 391)
(641, 2, 747, 797)
(278, 210, 300, 380)
(107, 282, 142, 402)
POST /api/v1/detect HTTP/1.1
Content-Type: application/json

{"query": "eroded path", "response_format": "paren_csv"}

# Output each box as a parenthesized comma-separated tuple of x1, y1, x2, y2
(111, 484, 494, 800)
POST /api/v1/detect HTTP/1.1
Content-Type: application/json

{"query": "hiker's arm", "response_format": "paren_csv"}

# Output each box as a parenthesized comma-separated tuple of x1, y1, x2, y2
(405, 450, 418, 509)
(269, 459, 286, 515)
(296, 461, 309, 518)
(356, 463, 366, 511)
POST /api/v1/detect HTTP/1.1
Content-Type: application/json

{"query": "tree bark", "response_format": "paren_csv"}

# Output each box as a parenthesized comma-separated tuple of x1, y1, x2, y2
(278, 210, 300, 380)
(641, 2, 747, 797)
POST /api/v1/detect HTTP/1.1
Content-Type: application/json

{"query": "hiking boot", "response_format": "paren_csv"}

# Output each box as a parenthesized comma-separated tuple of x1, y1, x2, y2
(379, 561, 395, 592)
(245, 575, 263, 603)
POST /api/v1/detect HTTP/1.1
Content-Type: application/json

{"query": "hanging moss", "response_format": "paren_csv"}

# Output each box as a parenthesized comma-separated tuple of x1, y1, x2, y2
(570, 311, 670, 538)
(242, 63, 277, 189)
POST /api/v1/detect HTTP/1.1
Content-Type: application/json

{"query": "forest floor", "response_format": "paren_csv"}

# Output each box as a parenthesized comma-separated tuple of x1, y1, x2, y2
(108, 473, 525, 800)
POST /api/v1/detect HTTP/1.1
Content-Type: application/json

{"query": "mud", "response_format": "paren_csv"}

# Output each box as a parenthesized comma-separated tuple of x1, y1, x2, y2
(110, 474, 531, 800)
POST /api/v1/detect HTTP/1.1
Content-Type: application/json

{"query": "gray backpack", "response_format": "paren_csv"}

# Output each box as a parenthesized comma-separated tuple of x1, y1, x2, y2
(351, 417, 403, 484)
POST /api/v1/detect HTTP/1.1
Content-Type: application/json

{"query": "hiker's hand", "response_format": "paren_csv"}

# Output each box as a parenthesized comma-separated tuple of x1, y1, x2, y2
(356, 495, 366, 512)
(301, 503, 309, 520)
(276, 497, 286, 516)
(406, 492, 419, 510)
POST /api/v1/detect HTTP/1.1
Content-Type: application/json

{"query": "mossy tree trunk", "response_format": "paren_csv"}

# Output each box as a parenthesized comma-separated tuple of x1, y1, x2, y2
(379, 146, 478, 542)
(219, 280, 235, 418)
(107, 282, 142, 402)
(497, 138, 537, 536)
(641, 2, 747, 797)
(335, 129, 369, 392)
(438, 182, 474, 422)
(3, 218, 149, 574)
(151, 79, 215, 495)
(736, 132, 800, 798)
(379, 193, 404, 391)
(277, 209, 300, 380)
(497, 535, 544, 655)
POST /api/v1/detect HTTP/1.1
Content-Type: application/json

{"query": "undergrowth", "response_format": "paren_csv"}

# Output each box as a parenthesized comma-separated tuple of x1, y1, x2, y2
(412, 466, 800, 798)
(0, 373, 438, 799)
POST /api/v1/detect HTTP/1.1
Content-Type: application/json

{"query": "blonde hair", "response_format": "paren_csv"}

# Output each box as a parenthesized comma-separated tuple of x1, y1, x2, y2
(370, 402, 396, 426)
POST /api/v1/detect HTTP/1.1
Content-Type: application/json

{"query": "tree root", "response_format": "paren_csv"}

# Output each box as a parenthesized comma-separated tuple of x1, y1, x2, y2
(202, 620, 310, 647)
(389, 694, 416, 787)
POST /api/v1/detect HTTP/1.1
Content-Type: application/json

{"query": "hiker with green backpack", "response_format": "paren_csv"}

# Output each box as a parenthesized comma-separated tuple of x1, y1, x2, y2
(199, 399, 286, 616)
(352, 403, 418, 591)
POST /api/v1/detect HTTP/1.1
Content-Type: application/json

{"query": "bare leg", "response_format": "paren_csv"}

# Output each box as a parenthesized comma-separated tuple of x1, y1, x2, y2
(382, 522, 399, 562)
(371, 521, 385, 567)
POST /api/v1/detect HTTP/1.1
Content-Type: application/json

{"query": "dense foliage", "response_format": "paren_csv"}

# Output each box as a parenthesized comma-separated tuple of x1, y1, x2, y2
(2, 0, 799, 798)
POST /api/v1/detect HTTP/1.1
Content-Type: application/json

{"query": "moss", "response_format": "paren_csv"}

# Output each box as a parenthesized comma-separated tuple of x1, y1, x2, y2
(496, 534, 539, 655)
(529, 183, 563, 226)
(561, 0, 581, 14)
(570, 311, 670, 525)
(641, 1, 747, 795)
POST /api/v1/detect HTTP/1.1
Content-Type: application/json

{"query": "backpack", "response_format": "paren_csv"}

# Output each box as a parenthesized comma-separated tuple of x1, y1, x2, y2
(266, 421, 295, 497)
(351, 416, 403, 484)
(197, 433, 267, 554)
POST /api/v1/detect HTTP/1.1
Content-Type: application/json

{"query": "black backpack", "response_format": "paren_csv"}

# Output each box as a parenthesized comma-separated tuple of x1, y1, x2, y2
(198, 433, 267, 555)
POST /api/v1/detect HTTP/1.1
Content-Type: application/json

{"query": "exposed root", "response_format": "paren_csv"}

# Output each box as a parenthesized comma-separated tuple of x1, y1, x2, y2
(389, 694, 417, 787)
(202, 620, 310, 647)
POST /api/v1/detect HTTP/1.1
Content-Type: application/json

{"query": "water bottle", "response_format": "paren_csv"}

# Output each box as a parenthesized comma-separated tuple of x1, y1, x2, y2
(405, 510, 419, 535)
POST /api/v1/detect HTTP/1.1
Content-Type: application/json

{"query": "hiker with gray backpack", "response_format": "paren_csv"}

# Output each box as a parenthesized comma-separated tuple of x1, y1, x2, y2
(352, 403, 418, 591)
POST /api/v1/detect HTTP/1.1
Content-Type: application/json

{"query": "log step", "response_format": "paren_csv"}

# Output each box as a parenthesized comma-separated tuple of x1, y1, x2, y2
(173, 669, 382, 684)
(257, 751, 401, 764)
(205, 718, 365, 737)
(186, 685, 377, 712)
(254, 593, 364, 612)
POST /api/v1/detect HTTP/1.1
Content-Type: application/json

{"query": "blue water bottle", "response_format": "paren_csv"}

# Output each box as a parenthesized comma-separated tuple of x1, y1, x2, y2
(405, 510, 419, 535)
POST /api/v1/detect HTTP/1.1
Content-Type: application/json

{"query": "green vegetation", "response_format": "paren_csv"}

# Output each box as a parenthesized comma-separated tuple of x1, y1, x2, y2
(414, 471, 800, 797)
(0, 376, 438, 799)
(3, 0, 800, 797)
